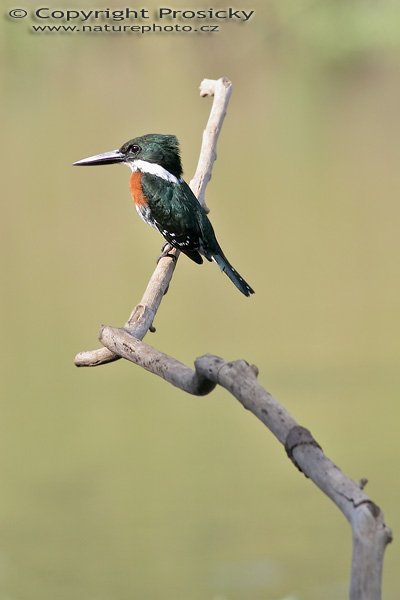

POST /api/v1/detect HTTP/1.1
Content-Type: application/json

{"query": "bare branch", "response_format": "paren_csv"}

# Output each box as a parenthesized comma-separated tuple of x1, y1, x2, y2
(98, 327, 393, 600)
(191, 77, 233, 211)
(75, 77, 233, 368)
(198, 356, 393, 600)
(99, 326, 216, 396)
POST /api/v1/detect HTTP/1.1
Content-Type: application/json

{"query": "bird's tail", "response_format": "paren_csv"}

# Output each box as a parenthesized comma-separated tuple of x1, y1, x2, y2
(213, 252, 255, 297)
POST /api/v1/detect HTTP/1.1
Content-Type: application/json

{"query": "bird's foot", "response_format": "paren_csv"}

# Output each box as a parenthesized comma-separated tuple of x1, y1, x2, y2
(157, 242, 177, 264)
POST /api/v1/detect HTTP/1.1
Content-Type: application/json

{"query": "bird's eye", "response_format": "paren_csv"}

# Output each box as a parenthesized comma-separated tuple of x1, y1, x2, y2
(129, 144, 141, 154)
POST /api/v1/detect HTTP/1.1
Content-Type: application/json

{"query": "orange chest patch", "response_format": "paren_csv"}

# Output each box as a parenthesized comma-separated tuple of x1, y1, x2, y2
(129, 172, 148, 207)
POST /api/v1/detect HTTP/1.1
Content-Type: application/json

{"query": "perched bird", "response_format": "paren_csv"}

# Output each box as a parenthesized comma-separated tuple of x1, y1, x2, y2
(74, 134, 254, 297)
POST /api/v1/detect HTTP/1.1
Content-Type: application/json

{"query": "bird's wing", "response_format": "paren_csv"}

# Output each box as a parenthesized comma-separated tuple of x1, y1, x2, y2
(141, 174, 214, 264)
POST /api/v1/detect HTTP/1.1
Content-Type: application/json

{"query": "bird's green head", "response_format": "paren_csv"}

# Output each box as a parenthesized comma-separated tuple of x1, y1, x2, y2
(119, 134, 182, 177)
(74, 133, 183, 179)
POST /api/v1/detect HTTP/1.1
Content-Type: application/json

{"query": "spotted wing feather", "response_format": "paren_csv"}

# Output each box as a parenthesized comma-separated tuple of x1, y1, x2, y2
(140, 173, 254, 296)
(140, 174, 215, 264)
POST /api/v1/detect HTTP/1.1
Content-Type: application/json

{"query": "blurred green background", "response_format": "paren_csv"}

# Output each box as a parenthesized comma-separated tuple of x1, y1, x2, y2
(1, 0, 399, 598)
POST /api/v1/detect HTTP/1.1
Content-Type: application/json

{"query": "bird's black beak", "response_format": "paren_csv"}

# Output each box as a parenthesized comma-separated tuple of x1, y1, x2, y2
(73, 149, 125, 166)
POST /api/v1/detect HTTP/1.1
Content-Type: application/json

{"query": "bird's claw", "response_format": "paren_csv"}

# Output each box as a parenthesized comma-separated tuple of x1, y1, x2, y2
(157, 243, 177, 264)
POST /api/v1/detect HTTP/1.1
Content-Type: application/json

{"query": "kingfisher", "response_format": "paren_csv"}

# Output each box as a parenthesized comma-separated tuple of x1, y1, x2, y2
(74, 134, 254, 296)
